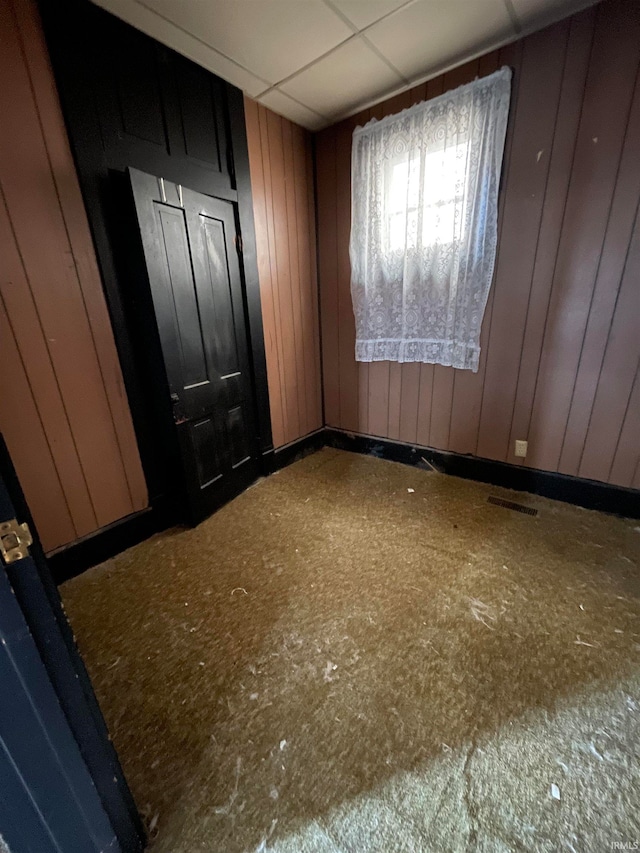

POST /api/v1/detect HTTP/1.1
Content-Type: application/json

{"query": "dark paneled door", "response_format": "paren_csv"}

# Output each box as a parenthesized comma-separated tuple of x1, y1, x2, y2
(129, 168, 259, 522)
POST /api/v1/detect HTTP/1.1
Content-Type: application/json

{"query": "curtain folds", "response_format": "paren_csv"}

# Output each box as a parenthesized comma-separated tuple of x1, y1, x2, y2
(349, 67, 511, 372)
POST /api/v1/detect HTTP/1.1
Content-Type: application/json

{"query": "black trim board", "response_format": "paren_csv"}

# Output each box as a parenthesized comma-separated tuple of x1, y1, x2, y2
(324, 429, 640, 519)
(48, 507, 163, 585)
(264, 429, 326, 474)
(50, 426, 639, 583)
(49, 430, 325, 584)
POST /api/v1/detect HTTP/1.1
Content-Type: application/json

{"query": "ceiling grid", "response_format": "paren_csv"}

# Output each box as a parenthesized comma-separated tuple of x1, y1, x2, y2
(92, 0, 600, 129)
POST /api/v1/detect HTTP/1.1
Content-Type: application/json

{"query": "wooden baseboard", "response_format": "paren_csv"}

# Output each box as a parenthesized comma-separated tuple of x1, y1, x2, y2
(50, 427, 639, 583)
(267, 429, 326, 473)
(48, 507, 162, 584)
(49, 431, 325, 583)
(324, 428, 640, 519)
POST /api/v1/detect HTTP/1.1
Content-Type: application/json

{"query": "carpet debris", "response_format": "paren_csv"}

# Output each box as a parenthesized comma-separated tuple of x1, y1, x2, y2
(467, 597, 502, 630)
(254, 818, 278, 853)
(587, 743, 604, 761)
(231, 587, 248, 597)
(324, 661, 338, 682)
(214, 757, 242, 816)
(551, 783, 561, 800)
(574, 636, 596, 647)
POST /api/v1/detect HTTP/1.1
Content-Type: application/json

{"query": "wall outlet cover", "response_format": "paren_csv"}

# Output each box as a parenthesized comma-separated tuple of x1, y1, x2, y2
(515, 439, 528, 458)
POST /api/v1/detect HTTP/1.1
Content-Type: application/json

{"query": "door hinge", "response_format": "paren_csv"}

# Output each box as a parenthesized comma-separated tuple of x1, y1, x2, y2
(0, 519, 33, 564)
(235, 233, 243, 254)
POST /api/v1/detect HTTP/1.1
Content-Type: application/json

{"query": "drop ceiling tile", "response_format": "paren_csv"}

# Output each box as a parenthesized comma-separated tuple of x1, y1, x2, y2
(258, 90, 328, 130)
(280, 37, 404, 119)
(137, 0, 353, 83)
(93, 0, 269, 95)
(365, 0, 515, 81)
(328, 0, 410, 30)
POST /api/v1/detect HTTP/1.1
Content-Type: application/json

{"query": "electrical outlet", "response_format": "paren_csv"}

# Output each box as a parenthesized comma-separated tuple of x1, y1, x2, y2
(514, 439, 528, 458)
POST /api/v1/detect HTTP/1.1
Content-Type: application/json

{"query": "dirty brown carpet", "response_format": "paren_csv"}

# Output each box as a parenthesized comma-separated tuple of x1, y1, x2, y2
(62, 448, 640, 852)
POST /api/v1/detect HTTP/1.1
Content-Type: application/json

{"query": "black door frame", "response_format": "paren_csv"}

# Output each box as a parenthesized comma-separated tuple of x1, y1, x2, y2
(37, 0, 274, 558)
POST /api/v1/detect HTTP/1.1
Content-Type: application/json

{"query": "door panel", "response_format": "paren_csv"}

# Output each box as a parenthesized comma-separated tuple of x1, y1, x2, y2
(191, 417, 223, 488)
(157, 206, 208, 392)
(201, 217, 240, 374)
(168, 56, 227, 173)
(129, 168, 259, 521)
(228, 404, 251, 468)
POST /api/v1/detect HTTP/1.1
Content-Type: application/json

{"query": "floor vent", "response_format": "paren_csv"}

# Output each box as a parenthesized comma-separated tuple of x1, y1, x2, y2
(487, 496, 538, 516)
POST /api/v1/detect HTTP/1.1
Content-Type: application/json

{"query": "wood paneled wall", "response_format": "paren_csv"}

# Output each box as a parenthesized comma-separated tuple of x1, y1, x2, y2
(316, 0, 640, 490)
(0, 0, 147, 552)
(244, 97, 322, 449)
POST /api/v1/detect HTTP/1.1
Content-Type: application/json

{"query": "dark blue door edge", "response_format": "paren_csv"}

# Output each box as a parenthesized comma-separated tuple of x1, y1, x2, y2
(0, 435, 144, 852)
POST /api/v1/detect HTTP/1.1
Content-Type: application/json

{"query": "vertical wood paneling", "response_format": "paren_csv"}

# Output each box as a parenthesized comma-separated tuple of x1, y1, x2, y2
(0, 0, 147, 552)
(507, 9, 595, 466)
(244, 99, 286, 448)
(336, 117, 360, 433)
(305, 137, 323, 430)
(558, 65, 640, 475)
(294, 123, 321, 434)
(448, 49, 503, 456)
(317, 126, 341, 428)
(0, 189, 96, 537)
(258, 104, 290, 445)
(266, 111, 300, 443)
(398, 363, 420, 444)
(430, 64, 479, 451)
(13, 0, 148, 513)
(282, 119, 307, 437)
(245, 97, 323, 448)
(526, 0, 640, 473)
(0, 302, 77, 549)
(476, 26, 568, 461)
(577, 212, 640, 482)
(415, 367, 435, 449)
(316, 0, 640, 491)
(608, 363, 640, 488)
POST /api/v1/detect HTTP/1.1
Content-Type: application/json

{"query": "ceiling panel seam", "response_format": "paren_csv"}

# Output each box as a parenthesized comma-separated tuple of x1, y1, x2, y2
(503, 0, 524, 33)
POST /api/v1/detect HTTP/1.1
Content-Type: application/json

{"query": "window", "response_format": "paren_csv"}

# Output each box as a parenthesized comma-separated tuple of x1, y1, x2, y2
(386, 142, 468, 252)
(350, 67, 511, 372)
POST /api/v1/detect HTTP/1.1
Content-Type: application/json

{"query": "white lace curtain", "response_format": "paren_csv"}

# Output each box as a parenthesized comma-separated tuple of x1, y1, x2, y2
(349, 67, 511, 372)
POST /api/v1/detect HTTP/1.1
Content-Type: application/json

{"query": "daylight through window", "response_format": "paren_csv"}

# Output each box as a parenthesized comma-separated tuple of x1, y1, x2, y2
(350, 67, 511, 372)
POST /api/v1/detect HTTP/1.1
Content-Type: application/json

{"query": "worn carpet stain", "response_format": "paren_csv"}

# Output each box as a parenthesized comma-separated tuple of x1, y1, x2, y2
(62, 448, 640, 852)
